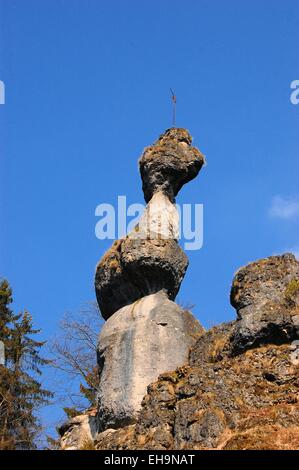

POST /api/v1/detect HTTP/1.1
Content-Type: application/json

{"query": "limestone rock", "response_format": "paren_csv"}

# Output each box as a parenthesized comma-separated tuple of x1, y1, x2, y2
(95, 324, 299, 450)
(230, 253, 299, 354)
(94, 127, 204, 319)
(95, 237, 188, 320)
(97, 291, 203, 431)
(90, 127, 206, 444)
(133, 191, 180, 241)
(59, 409, 98, 450)
(139, 128, 205, 203)
(93, 254, 299, 451)
(60, 250, 299, 450)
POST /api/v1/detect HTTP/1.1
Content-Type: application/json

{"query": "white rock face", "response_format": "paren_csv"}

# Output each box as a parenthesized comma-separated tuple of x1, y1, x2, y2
(59, 412, 98, 450)
(97, 291, 203, 431)
(129, 191, 180, 240)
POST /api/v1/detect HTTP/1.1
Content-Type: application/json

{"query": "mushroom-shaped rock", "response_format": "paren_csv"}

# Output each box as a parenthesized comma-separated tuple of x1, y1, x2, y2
(95, 236, 188, 320)
(139, 128, 205, 203)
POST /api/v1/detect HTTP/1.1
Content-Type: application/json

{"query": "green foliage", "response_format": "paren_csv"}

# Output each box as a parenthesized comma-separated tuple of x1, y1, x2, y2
(63, 407, 81, 419)
(60, 367, 99, 421)
(0, 279, 53, 450)
(79, 366, 100, 407)
(285, 278, 299, 301)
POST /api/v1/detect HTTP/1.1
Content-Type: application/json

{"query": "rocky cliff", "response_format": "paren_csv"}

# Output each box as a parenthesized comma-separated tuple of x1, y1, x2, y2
(93, 254, 299, 450)
(94, 128, 205, 431)
(59, 127, 299, 450)
(60, 253, 299, 450)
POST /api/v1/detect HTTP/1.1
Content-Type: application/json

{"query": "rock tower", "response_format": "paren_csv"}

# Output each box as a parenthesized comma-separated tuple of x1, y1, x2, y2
(59, 130, 299, 449)
(95, 128, 205, 430)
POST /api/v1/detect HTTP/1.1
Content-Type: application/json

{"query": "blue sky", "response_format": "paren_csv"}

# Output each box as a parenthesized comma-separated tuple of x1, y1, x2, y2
(0, 0, 299, 436)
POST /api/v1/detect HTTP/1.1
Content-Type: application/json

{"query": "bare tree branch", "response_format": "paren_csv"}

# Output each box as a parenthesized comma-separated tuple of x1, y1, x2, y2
(48, 302, 103, 413)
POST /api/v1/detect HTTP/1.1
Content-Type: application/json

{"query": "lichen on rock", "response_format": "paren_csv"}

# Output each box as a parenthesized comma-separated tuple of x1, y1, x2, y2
(139, 128, 205, 203)
(92, 253, 299, 450)
(59, 409, 98, 451)
(95, 237, 188, 320)
(59, 127, 299, 451)
(93, 127, 205, 433)
(95, 128, 204, 321)
(230, 253, 299, 354)
(97, 291, 203, 431)
(95, 325, 299, 450)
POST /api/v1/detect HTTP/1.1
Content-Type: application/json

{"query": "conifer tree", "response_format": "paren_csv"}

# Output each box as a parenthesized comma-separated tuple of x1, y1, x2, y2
(0, 279, 53, 450)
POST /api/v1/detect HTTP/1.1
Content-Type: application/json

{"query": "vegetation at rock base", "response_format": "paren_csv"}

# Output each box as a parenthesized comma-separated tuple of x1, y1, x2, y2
(95, 333, 299, 451)
(49, 304, 102, 419)
(285, 278, 299, 302)
(80, 437, 96, 450)
(0, 279, 53, 450)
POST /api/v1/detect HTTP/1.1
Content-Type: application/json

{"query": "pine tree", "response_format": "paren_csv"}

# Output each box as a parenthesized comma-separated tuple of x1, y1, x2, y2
(0, 279, 53, 450)
(79, 366, 99, 407)
(62, 365, 99, 419)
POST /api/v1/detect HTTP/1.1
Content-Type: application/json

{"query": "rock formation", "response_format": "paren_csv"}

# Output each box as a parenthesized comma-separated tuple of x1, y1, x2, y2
(230, 253, 299, 354)
(59, 249, 299, 450)
(59, 409, 98, 451)
(97, 292, 203, 431)
(94, 128, 205, 430)
(58, 128, 299, 450)
(139, 128, 205, 203)
(94, 254, 299, 450)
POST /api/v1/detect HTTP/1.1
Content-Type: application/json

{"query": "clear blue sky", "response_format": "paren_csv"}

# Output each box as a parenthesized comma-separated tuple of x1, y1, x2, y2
(0, 0, 299, 436)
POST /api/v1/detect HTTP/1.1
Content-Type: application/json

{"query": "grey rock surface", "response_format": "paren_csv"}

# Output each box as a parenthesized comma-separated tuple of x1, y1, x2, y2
(134, 191, 180, 240)
(230, 253, 299, 354)
(97, 291, 203, 431)
(58, 410, 98, 450)
(95, 237, 188, 320)
(139, 128, 205, 203)
(93, 127, 205, 436)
